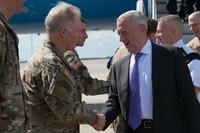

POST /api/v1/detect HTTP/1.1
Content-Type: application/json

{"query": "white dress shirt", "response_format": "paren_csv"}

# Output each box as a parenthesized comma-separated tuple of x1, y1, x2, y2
(174, 39, 200, 103)
(129, 39, 153, 119)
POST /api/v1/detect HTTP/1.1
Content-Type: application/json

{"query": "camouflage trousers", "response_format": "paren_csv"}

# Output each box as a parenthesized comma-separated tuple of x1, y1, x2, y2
(0, 118, 25, 133)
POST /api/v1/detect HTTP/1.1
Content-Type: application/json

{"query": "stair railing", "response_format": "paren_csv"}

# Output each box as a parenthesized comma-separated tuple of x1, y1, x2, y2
(148, 0, 157, 19)
(136, 0, 157, 19)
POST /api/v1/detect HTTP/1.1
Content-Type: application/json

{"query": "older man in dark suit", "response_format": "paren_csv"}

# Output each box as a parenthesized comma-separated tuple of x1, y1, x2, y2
(93, 10, 200, 133)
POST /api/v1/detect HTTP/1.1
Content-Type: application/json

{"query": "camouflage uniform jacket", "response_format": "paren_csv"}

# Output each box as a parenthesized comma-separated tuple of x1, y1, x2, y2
(0, 13, 24, 132)
(22, 41, 98, 133)
(107, 44, 129, 81)
(187, 37, 200, 54)
(64, 50, 109, 97)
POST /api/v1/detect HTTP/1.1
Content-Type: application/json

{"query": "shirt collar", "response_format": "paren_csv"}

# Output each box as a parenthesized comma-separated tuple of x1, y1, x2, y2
(140, 39, 152, 55)
(173, 39, 185, 48)
(131, 39, 152, 57)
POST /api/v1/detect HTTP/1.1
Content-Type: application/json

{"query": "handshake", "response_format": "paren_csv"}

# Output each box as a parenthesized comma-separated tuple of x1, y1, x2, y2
(92, 112, 106, 131)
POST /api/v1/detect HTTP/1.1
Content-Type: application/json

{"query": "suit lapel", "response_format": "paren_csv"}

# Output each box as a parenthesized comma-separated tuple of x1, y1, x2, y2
(121, 54, 131, 118)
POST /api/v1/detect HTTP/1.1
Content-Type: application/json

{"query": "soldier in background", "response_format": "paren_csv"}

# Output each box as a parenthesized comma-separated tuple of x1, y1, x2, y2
(187, 11, 200, 54)
(109, 18, 158, 133)
(64, 19, 109, 97)
(0, 0, 25, 132)
(63, 18, 109, 132)
(22, 2, 105, 133)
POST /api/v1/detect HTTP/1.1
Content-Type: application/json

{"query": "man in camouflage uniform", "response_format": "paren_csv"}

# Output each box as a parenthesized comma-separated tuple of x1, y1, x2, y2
(187, 11, 200, 54)
(22, 2, 105, 133)
(109, 18, 158, 133)
(0, 0, 25, 132)
(63, 18, 109, 133)
(64, 19, 109, 97)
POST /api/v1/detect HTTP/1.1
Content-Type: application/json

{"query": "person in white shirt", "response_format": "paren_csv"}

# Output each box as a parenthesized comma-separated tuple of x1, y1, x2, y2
(157, 14, 200, 103)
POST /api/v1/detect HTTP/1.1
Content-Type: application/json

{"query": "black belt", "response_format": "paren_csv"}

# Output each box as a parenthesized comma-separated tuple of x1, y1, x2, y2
(141, 119, 153, 129)
(130, 119, 153, 133)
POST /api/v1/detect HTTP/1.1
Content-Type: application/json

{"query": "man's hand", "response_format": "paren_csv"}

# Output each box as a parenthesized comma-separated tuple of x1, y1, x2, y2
(92, 112, 106, 131)
(195, 87, 200, 96)
(69, 60, 82, 70)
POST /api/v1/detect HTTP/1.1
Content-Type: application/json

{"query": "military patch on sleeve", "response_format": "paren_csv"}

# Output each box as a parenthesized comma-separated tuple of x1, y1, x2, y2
(64, 50, 83, 70)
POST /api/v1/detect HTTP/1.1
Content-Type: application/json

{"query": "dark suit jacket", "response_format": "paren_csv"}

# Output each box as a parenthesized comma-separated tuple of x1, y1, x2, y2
(102, 43, 200, 133)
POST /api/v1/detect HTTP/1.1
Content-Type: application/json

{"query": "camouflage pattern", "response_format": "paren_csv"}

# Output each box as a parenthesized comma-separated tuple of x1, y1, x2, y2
(112, 44, 129, 63)
(0, 13, 25, 132)
(187, 37, 200, 54)
(64, 50, 109, 96)
(107, 44, 129, 133)
(107, 44, 129, 81)
(22, 41, 98, 133)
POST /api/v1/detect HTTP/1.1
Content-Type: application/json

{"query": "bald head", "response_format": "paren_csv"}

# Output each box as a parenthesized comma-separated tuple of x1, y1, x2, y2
(157, 15, 183, 45)
(188, 11, 200, 39)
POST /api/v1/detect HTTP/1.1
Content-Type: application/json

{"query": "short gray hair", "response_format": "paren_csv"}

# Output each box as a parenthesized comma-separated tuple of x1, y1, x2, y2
(117, 10, 148, 27)
(189, 11, 200, 19)
(45, 2, 80, 33)
(158, 15, 183, 34)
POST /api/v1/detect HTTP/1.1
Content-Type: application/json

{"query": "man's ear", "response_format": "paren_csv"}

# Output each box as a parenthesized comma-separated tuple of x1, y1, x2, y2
(139, 23, 147, 32)
(59, 26, 68, 38)
(149, 33, 154, 39)
(171, 27, 176, 35)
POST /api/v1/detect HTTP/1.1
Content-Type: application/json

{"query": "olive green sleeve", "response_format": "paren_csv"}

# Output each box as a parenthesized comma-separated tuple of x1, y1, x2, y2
(64, 50, 109, 95)
(42, 65, 98, 125)
(0, 24, 7, 76)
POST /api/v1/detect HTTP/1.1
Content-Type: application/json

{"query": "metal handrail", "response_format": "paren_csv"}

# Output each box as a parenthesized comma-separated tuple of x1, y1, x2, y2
(136, 0, 157, 19)
(136, 0, 146, 16)
(148, 0, 157, 19)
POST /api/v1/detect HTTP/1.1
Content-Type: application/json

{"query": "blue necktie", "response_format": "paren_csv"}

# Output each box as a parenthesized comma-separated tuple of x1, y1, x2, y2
(128, 53, 142, 129)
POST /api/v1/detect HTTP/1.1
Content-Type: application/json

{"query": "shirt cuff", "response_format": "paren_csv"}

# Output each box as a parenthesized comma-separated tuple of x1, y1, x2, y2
(197, 92, 200, 103)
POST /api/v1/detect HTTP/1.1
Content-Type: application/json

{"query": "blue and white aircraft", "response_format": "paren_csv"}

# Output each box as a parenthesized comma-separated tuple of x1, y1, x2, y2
(10, 0, 150, 33)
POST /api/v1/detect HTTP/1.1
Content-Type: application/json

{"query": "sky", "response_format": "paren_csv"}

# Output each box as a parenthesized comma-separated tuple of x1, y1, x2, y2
(18, 30, 121, 62)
